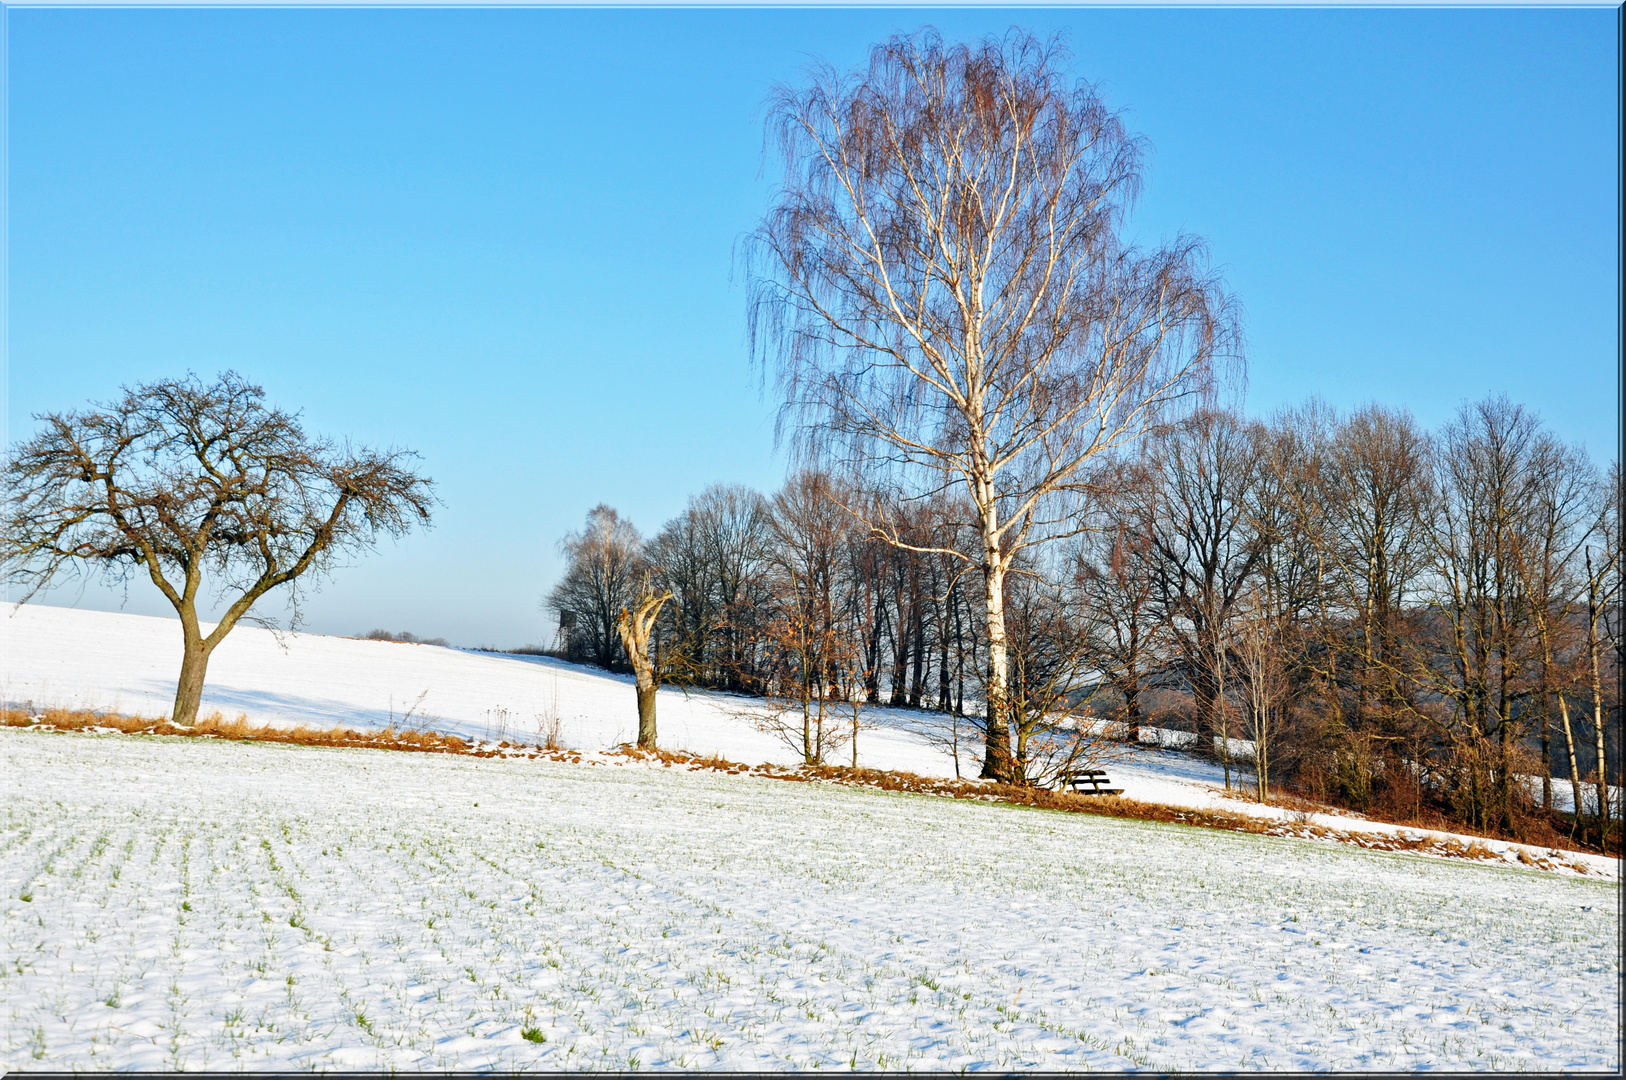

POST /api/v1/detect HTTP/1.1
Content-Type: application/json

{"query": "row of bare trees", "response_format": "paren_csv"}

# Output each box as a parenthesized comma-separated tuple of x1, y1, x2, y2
(1072, 396, 1620, 845)
(546, 475, 990, 766)
(548, 394, 1620, 845)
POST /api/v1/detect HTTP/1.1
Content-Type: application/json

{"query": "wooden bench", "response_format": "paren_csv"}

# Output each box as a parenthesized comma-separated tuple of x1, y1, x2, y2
(1059, 769, 1124, 796)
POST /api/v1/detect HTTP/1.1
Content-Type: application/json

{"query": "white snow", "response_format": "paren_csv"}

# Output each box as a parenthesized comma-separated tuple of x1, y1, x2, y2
(4, 603, 1616, 877)
(4, 730, 1619, 1072)
(3, 602, 952, 775)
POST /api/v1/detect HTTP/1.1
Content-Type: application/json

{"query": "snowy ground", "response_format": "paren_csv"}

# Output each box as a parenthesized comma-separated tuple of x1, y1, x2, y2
(3, 603, 959, 776)
(4, 603, 1619, 875)
(4, 729, 1619, 1072)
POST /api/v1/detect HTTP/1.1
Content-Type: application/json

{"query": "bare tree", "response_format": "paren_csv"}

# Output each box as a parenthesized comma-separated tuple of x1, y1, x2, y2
(1139, 409, 1266, 788)
(1076, 463, 1169, 743)
(833, 552, 880, 768)
(1234, 589, 1287, 803)
(617, 586, 675, 749)
(1003, 561, 1118, 786)
(1510, 438, 1594, 815)
(2, 372, 434, 726)
(1582, 462, 1620, 837)
(1422, 396, 1548, 834)
(646, 502, 720, 680)
(647, 483, 775, 689)
(1304, 404, 1433, 809)
(698, 485, 776, 690)
(749, 28, 1237, 781)
(757, 472, 854, 765)
(547, 505, 644, 669)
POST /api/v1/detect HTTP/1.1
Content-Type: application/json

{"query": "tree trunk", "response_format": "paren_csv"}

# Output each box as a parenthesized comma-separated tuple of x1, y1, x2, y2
(1123, 656, 1142, 744)
(1199, 623, 1231, 792)
(172, 624, 211, 725)
(952, 590, 966, 717)
(1539, 685, 1552, 809)
(1591, 675, 1609, 839)
(865, 600, 885, 703)
(1536, 625, 1563, 813)
(1557, 691, 1584, 826)
(1592, 682, 1609, 840)
(801, 690, 814, 766)
(1586, 551, 1611, 836)
(1256, 706, 1268, 804)
(909, 595, 926, 708)
(171, 614, 211, 727)
(616, 590, 673, 751)
(888, 594, 909, 707)
(636, 683, 658, 749)
(981, 560, 1013, 781)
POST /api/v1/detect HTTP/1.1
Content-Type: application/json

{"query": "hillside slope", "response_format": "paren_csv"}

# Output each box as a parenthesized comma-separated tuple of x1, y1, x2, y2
(4, 603, 1616, 875)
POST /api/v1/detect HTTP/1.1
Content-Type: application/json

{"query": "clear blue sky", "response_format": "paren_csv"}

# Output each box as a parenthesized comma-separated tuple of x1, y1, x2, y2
(6, 6, 1619, 647)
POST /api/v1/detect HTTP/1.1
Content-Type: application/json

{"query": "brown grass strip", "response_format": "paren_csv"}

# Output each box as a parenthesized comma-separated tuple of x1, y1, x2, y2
(4, 708, 469, 754)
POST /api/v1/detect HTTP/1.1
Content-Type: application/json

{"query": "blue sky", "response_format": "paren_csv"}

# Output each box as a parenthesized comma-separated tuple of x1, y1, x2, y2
(6, 6, 1619, 647)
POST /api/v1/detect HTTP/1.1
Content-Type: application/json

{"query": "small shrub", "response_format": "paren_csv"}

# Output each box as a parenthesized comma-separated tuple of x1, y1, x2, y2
(534, 708, 566, 751)
(359, 629, 449, 647)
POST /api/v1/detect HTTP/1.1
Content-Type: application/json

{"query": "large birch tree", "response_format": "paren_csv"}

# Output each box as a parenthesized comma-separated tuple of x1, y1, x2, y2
(748, 28, 1237, 780)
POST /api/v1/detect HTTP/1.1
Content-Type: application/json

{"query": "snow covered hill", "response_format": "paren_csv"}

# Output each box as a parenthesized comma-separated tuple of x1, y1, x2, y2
(3, 602, 962, 773)
(3, 603, 1617, 876)
(4, 603, 1621, 1070)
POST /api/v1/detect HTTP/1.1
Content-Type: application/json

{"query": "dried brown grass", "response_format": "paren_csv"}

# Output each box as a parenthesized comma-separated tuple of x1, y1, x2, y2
(538, 713, 566, 752)
(4, 707, 469, 754)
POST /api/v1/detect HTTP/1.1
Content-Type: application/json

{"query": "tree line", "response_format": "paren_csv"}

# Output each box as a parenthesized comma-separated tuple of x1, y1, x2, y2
(548, 395, 1621, 848)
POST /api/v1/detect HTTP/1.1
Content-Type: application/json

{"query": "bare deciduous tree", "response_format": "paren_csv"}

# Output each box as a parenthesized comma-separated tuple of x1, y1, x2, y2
(547, 505, 644, 669)
(1510, 438, 1594, 814)
(1139, 409, 1266, 788)
(647, 484, 776, 689)
(617, 586, 675, 749)
(1003, 563, 1118, 786)
(1234, 590, 1287, 803)
(2, 372, 434, 726)
(749, 27, 1238, 781)
(1308, 404, 1433, 808)
(1423, 396, 1549, 834)
(1582, 462, 1620, 837)
(756, 472, 854, 765)
(1076, 464, 1168, 743)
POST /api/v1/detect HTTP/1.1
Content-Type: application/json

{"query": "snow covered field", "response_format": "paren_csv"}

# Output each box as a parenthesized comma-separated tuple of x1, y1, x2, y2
(5, 729, 1619, 1072)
